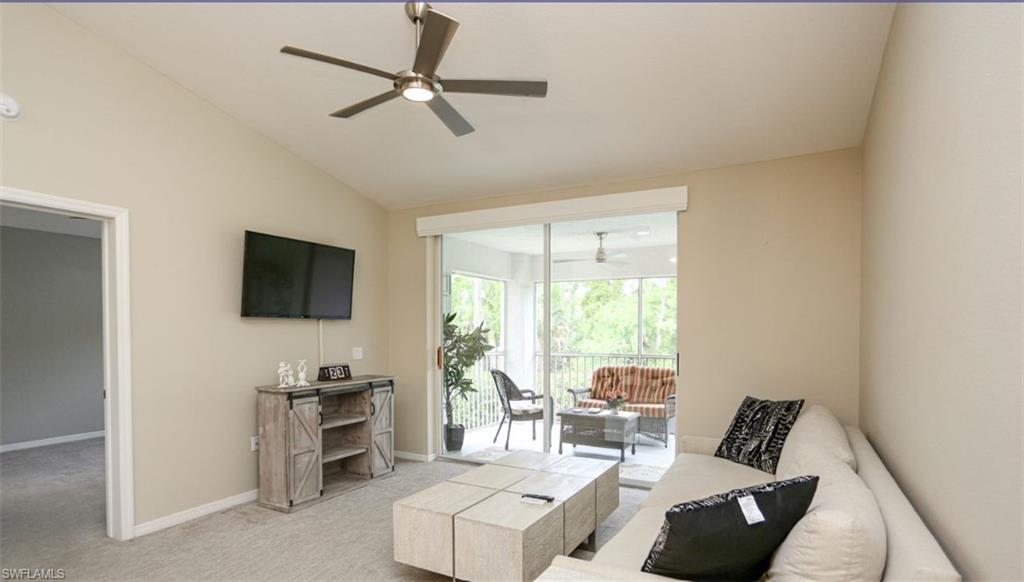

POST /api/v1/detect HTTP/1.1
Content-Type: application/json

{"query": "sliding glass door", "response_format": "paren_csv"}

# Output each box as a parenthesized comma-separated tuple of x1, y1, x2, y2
(440, 225, 546, 461)
(438, 212, 677, 472)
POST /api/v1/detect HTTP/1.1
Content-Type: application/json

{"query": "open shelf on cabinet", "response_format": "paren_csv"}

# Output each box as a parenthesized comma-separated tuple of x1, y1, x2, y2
(322, 414, 367, 429)
(322, 445, 368, 464)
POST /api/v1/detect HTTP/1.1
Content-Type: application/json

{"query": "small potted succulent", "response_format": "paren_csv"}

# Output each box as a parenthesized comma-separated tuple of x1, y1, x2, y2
(605, 390, 628, 415)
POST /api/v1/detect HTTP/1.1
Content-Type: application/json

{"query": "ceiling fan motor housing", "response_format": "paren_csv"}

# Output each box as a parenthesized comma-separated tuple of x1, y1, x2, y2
(405, 2, 432, 23)
(395, 71, 442, 101)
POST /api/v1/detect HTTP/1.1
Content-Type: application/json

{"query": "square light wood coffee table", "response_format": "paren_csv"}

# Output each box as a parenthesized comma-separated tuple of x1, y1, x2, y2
(504, 471, 596, 554)
(543, 456, 619, 523)
(491, 450, 565, 471)
(454, 491, 564, 582)
(393, 454, 620, 581)
(392, 481, 496, 577)
(449, 463, 535, 490)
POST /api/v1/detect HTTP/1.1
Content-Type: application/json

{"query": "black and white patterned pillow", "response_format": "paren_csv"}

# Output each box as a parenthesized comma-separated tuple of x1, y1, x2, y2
(642, 476, 819, 581)
(715, 396, 804, 473)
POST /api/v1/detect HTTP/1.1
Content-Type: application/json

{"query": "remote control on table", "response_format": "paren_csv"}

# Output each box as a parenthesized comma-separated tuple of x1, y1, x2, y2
(521, 493, 555, 503)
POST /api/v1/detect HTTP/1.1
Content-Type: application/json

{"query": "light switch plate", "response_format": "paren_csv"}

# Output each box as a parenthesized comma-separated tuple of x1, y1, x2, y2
(250, 436, 259, 451)
(352, 347, 364, 360)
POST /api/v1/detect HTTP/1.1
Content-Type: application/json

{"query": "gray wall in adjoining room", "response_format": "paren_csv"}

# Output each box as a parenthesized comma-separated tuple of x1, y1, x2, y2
(1, 225, 104, 446)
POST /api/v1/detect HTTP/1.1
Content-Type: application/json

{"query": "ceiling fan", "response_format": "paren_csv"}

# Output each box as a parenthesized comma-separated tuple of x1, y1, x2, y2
(280, 1, 548, 137)
(554, 233, 630, 265)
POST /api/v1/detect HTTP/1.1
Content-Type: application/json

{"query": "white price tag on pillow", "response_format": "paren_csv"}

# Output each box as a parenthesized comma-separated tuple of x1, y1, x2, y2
(737, 495, 765, 525)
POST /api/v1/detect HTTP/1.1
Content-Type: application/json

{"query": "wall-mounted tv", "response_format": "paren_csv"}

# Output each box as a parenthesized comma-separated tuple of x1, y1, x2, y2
(241, 231, 355, 320)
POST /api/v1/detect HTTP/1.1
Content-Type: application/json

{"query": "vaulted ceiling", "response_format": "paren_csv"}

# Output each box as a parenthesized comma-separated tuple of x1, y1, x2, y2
(54, 3, 894, 209)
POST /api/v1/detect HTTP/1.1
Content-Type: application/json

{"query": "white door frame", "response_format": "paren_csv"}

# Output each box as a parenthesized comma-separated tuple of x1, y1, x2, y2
(1, 186, 135, 541)
(424, 188, 687, 459)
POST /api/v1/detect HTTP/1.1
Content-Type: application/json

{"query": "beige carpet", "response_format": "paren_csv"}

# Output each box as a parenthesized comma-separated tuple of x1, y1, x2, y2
(1, 438, 647, 581)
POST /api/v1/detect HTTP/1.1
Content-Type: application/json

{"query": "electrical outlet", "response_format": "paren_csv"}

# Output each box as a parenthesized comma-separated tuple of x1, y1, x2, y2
(250, 436, 259, 451)
(352, 347, 364, 360)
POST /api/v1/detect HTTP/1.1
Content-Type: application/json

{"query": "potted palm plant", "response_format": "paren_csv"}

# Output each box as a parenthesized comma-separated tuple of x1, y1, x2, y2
(442, 312, 494, 451)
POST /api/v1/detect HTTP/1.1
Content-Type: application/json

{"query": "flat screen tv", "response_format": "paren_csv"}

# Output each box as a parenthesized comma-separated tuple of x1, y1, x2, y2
(241, 231, 355, 320)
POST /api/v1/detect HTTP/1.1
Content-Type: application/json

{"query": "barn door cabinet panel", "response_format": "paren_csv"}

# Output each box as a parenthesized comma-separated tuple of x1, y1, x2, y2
(371, 381, 395, 476)
(256, 375, 395, 512)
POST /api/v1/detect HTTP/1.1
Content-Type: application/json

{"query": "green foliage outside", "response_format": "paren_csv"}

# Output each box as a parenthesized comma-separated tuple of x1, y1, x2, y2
(449, 274, 503, 349)
(538, 277, 677, 355)
(641, 278, 678, 355)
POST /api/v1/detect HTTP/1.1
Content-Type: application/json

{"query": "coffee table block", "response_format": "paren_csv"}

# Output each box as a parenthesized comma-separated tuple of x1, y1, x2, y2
(449, 464, 535, 490)
(544, 457, 619, 523)
(455, 491, 564, 582)
(505, 472, 596, 554)
(492, 450, 564, 471)
(393, 481, 495, 576)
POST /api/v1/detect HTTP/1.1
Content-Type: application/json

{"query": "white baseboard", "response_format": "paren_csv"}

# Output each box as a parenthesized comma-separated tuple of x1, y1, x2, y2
(394, 450, 436, 462)
(0, 430, 105, 453)
(134, 489, 258, 538)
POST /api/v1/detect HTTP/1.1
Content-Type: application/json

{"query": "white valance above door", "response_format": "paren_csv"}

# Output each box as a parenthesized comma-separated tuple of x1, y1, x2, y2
(415, 186, 687, 237)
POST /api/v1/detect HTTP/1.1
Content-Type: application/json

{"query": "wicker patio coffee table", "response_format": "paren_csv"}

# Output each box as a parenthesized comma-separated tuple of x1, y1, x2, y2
(556, 408, 639, 461)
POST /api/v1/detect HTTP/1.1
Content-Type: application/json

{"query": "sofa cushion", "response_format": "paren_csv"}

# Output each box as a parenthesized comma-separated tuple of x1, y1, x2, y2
(591, 366, 635, 400)
(633, 366, 676, 403)
(715, 396, 804, 474)
(590, 366, 675, 404)
(592, 507, 668, 571)
(845, 428, 959, 582)
(641, 453, 776, 509)
(770, 454, 887, 581)
(577, 399, 668, 418)
(642, 476, 819, 581)
(777, 405, 857, 473)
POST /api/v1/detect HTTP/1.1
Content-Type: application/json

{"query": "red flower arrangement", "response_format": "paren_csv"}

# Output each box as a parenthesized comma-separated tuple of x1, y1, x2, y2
(605, 390, 628, 413)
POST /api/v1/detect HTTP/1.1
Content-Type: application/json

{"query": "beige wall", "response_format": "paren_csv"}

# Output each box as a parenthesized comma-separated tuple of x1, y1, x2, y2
(860, 4, 1023, 580)
(389, 148, 862, 454)
(1, 5, 389, 524)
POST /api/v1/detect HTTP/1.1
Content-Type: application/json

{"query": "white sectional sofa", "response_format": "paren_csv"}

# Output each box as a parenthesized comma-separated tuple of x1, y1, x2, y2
(538, 406, 959, 581)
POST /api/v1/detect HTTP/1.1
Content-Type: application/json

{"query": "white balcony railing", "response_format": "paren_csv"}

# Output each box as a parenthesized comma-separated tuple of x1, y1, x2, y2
(451, 352, 675, 431)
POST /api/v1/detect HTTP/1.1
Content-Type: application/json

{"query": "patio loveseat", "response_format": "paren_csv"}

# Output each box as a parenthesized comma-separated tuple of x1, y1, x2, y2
(567, 365, 676, 446)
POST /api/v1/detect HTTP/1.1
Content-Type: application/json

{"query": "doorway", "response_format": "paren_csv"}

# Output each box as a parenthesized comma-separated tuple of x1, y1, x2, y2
(0, 187, 134, 542)
(436, 210, 678, 484)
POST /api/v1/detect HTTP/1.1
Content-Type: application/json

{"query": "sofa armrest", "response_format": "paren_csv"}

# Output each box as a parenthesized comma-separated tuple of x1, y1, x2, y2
(537, 557, 672, 581)
(567, 387, 591, 406)
(664, 393, 676, 419)
(678, 435, 720, 456)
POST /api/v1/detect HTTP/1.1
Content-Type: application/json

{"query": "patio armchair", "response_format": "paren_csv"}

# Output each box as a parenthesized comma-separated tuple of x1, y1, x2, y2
(567, 365, 677, 447)
(490, 369, 548, 451)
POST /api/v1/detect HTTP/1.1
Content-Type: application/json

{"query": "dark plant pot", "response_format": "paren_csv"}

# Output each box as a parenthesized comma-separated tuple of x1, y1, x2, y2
(444, 424, 466, 452)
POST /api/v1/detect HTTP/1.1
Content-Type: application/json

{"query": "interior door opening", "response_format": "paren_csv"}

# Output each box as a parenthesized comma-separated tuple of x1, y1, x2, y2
(436, 212, 677, 487)
(0, 205, 108, 554)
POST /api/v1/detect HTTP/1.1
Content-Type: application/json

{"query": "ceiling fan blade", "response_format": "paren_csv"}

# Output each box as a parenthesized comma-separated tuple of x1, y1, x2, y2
(426, 95, 474, 136)
(553, 259, 590, 264)
(609, 253, 629, 260)
(330, 90, 401, 118)
(412, 9, 459, 77)
(442, 80, 548, 98)
(281, 46, 397, 81)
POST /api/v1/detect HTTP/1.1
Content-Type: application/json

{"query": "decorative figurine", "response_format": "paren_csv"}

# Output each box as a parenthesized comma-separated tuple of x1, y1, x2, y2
(296, 359, 310, 387)
(277, 362, 291, 388)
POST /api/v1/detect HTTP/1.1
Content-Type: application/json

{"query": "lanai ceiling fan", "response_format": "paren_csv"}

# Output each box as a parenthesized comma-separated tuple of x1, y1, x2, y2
(280, 2, 548, 136)
(554, 233, 630, 265)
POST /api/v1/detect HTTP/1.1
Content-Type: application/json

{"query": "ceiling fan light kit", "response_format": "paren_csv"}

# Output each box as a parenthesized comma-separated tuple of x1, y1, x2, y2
(281, 1, 548, 136)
